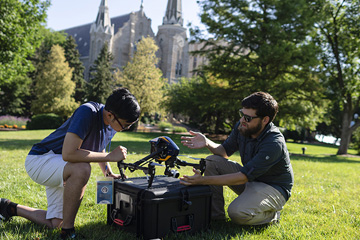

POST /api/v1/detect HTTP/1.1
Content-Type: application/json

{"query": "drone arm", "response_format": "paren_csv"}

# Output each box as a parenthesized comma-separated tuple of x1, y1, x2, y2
(175, 158, 206, 175)
(132, 148, 163, 166)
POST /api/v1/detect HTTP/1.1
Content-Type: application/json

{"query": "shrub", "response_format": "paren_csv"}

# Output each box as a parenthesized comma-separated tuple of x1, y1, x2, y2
(157, 122, 187, 133)
(173, 126, 187, 133)
(158, 121, 173, 132)
(27, 113, 64, 130)
(283, 128, 306, 142)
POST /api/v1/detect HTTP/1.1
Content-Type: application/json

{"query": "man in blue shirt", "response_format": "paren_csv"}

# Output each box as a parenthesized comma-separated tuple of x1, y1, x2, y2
(180, 92, 293, 225)
(0, 88, 140, 239)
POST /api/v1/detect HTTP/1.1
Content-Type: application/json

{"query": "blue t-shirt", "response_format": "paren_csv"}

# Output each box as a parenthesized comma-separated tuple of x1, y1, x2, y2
(222, 122, 294, 201)
(29, 102, 117, 155)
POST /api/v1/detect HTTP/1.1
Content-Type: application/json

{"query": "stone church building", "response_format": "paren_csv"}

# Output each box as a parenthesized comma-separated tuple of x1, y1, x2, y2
(64, 0, 204, 84)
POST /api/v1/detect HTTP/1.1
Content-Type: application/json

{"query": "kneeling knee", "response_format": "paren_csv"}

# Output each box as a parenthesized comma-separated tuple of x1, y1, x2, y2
(73, 163, 91, 183)
(228, 204, 253, 225)
(204, 155, 227, 176)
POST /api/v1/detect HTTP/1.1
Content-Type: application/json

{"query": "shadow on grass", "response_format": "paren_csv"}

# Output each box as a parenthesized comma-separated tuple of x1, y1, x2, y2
(290, 153, 360, 164)
(2, 213, 274, 240)
(77, 219, 272, 240)
(0, 139, 38, 150)
(2, 220, 58, 240)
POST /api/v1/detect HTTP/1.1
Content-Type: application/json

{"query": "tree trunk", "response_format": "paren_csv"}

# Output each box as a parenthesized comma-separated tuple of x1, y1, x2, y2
(336, 109, 360, 155)
(337, 128, 351, 155)
(337, 110, 351, 155)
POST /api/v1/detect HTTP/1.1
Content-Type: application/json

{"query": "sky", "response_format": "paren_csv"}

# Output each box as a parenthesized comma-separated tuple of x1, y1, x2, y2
(46, 0, 205, 35)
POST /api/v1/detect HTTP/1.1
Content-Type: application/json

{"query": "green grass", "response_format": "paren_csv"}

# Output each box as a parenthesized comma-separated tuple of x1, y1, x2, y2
(1, 130, 359, 239)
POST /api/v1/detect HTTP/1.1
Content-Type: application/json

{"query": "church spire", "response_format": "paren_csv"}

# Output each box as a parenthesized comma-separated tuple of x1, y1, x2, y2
(163, 0, 183, 26)
(95, 0, 111, 27)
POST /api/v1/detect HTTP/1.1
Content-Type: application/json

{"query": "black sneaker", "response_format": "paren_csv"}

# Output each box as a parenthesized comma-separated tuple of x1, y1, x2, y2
(0, 198, 11, 222)
(60, 228, 85, 239)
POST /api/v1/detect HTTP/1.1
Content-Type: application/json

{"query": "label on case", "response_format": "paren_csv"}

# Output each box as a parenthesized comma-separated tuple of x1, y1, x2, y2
(96, 176, 114, 204)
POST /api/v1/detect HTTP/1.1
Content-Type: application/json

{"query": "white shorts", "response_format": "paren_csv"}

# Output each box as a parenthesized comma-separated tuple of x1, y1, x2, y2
(25, 151, 67, 220)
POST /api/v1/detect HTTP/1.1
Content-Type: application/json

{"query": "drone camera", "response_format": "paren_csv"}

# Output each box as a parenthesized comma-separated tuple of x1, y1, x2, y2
(150, 136, 180, 162)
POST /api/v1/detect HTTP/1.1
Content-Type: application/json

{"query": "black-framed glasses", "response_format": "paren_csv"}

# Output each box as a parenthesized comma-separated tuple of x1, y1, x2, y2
(109, 111, 131, 130)
(239, 109, 260, 122)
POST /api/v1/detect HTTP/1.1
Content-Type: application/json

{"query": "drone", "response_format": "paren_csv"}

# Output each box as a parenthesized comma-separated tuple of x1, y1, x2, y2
(117, 136, 206, 188)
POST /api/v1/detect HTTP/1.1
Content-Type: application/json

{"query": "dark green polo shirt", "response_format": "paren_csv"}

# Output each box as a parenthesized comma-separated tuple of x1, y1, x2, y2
(222, 122, 294, 201)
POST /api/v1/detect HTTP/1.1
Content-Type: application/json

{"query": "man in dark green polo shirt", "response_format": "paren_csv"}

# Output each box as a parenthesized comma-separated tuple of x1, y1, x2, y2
(180, 92, 294, 225)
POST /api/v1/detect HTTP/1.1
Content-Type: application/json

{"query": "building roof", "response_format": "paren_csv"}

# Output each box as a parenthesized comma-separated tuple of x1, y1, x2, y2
(63, 14, 131, 57)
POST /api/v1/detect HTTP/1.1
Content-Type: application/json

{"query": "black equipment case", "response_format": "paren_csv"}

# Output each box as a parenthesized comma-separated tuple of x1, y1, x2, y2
(107, 175, 212, 239)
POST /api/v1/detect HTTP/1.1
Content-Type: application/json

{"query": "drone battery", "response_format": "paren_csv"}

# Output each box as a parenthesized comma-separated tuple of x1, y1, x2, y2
(107, 175, 212, 239)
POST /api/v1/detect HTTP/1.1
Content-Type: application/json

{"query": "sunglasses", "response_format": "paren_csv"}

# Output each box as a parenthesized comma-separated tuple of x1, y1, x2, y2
(109, 111, 132, 130)
(239, 109, 260, 122)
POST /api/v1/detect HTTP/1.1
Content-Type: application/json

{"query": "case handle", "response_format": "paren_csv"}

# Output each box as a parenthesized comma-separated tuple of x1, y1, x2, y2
(171, 215, 194, 233)
(113, 215, 132, 227)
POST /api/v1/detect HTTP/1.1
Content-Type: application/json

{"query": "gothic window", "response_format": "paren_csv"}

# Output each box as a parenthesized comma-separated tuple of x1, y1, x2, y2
(193, 57, 197, 69)
(139, 22, 143, 36)
(175, 63, 179, 76)
(175, 62, 182, 77)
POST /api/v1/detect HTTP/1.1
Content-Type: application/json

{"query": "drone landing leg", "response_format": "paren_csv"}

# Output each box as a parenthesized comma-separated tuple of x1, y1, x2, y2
(147, 164, 156, 188)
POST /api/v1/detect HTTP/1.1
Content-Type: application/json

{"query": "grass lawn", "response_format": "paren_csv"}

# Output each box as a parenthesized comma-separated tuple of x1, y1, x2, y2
(0, 130, 359, 239)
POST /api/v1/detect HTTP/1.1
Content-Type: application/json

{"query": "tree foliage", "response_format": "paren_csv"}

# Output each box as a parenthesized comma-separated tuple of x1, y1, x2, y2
(165, 75, 238, 133)
(0, 0, 49, 116)
(0, 0, 49, 84)
(190, 0, 327, 130)
(62, 35, 86, 103)
(29, 28, 68, 82)
(87, 42, 116, 104)
(31, 44, 78, 118)
(0, 75, 32, 116)
(314, 0, 360, 154)
(114, 37, 166, 117)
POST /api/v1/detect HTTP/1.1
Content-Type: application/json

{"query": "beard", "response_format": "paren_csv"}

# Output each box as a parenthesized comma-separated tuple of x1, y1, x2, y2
(238, 120, 263, 138)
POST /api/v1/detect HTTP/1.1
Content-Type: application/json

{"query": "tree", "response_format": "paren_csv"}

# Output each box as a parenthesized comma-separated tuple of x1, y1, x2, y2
(0, 75, 32, 116)
(24, 28, 68, 116)
(191, 0, 327, 130)
(0, 0, 49, 115)
(164, 75, 238, 133)
(114, 37, 166, 117)
(29, 28, 68, 75)
(31, 44, 79, 118)
(62, 35, 86, 103)
(314, 0, 360, 154)
(87, 42, 115, 104)
(0, 0, 49, 84)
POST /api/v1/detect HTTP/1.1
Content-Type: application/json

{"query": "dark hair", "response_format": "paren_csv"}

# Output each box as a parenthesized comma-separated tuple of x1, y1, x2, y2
(241, 92, 278, 122)
(105, 88, 141, 122)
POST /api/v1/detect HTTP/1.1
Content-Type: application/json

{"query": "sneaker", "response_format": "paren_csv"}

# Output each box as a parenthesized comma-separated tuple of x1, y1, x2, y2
(60, 228, 85, 239)
(0, 198, 11, 222)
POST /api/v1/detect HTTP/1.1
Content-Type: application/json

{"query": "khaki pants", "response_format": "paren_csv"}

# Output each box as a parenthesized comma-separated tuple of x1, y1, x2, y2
(205, 155, 286, 225)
